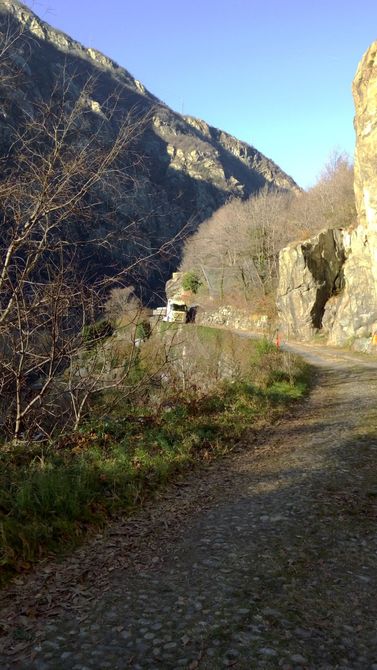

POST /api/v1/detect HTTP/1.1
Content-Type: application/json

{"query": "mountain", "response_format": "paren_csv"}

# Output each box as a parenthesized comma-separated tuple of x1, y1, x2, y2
(0, 0, 299, 302)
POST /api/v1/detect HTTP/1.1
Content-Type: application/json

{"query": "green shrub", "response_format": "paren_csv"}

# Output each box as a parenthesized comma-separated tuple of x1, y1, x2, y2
(135, 320, 152, 341)
(182, 271, 202, 294)
(82, 319, 113, 347)
(255, 337, 277, 356)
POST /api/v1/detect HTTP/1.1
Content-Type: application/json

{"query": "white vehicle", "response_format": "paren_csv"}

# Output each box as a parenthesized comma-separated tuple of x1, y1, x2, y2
(165, 298, 187, 323)
(153, 306, 167, 318)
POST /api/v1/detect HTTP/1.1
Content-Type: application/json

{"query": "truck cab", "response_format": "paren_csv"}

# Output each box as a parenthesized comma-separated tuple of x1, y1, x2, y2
(165, 298, 187, 323)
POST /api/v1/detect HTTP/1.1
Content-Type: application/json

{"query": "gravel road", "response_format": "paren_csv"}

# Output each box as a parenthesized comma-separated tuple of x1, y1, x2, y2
(2, 340, 377, 669)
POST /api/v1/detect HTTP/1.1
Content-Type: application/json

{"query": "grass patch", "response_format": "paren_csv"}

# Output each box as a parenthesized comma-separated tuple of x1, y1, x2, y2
(0, 330, 310, 585)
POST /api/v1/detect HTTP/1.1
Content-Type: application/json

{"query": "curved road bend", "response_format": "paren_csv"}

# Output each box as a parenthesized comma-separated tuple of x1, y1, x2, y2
(3, 339, 377, 670)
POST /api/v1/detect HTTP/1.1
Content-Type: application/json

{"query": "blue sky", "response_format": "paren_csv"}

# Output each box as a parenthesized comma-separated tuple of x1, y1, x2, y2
(29, 0, 377, 188)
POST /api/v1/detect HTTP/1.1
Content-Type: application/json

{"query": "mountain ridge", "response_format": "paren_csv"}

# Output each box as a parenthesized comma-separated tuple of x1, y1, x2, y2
(0, 0, 300, 300)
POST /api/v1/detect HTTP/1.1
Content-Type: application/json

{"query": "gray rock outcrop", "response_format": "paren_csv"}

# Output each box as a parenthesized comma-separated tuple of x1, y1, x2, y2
(277, 229, 346, 340)
(277, 39, 377, 349)
(165, 272, 186, 301)
(329, 39, 377, 347)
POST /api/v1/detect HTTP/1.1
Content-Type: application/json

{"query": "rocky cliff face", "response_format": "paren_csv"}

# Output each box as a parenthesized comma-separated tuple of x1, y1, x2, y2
(0, 0, 299, 302)
(277, 229, 347, 340)
(277, 39, 377, 350)
(353, 40, 377, 232)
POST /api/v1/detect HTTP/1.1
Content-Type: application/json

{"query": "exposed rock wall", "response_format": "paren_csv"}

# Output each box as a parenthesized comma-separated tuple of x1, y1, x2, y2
(196, 306, 270, 334)
(277, 39, 377, 350)
(326, 227, 377, 347)
(353, 40, 377, 232)
(277, 229, 346, 340)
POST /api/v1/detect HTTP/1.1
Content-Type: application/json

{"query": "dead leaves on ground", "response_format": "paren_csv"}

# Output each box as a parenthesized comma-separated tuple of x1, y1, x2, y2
(0, 466, 222, 659)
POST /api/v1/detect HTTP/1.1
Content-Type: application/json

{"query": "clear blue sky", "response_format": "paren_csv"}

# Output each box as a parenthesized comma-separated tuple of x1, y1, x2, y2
(29, 0, 377, 188)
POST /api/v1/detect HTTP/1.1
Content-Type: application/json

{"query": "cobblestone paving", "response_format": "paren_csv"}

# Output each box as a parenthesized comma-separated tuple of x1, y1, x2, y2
(4, 344, 377, 669)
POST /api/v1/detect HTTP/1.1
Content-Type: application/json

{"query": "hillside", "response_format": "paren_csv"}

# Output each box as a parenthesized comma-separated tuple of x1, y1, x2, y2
(0, 0, 299, 301)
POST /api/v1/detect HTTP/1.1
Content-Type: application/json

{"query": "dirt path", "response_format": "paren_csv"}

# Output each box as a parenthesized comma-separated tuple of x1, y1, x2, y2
(2, 343, 377, 669)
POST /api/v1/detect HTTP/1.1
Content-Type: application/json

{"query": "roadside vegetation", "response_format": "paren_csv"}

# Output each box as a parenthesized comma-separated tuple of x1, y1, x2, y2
(0, 326, 310, 585)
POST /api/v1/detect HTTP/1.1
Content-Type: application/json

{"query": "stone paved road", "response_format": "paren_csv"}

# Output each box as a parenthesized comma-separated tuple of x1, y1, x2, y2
(3, 342, 377, 669)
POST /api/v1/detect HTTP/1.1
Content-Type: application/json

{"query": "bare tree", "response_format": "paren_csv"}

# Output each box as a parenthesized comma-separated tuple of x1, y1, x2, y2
(0, 28, 172, 442)
(305, 150, 356, 230)
(180, 188, 293, 302)
(181, 152, 356, 306)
